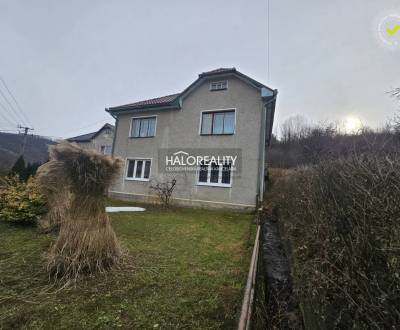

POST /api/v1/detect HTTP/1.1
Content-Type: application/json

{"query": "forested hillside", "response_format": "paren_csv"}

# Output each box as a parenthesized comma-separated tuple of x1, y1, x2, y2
(0, 133, 56, 174)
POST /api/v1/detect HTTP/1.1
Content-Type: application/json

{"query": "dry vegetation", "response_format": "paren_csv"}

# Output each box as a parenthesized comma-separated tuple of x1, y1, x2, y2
(274, 159, 400, 328)
(262, 115, 400, 328)
(36, 161, 69, 233)
(37, 143, 123, 282)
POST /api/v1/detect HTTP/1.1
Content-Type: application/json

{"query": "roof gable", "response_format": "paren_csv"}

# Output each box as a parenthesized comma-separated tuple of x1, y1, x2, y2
(67, 131, 97, 143)
(106, 68, 276, 115)
(181, 68, 274, 100)
(67, 123, 114, 142)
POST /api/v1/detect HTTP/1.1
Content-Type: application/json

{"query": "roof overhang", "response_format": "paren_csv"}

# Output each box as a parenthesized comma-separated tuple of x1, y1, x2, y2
(67, 123, 114, 142)
(105, 68, 276, 117)
(106, 103, 181, 116)
(67, 138, 92, 143)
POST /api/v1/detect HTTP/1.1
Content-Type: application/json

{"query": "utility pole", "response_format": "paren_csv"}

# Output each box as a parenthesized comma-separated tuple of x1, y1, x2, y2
(18, 125, 34, 155)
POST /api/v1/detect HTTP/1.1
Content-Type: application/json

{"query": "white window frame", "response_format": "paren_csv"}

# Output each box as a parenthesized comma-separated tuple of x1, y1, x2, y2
(198, 108, 236, 135)
(125, 158, 152, 181)
(100, 145, 112, 155)
(196, 162, 232, 188)
(210, 80, 228, 91)
(129, 115, 157, 138)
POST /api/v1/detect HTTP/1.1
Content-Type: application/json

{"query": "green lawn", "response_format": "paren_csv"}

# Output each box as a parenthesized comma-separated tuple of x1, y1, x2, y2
(0, 201, 255, 329)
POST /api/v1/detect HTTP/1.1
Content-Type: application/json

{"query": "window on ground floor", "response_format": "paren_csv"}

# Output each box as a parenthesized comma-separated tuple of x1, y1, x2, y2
(126, 159, 151, 181)
(197, 161, 232, 187)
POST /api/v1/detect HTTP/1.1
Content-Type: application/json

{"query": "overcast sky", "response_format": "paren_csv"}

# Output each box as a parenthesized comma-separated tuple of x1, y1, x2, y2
(0, 0, 399, 138)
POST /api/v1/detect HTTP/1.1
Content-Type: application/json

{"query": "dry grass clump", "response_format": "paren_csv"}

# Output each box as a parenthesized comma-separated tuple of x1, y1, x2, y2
(36, 161, 70, 232)
(37, 143, 123, 282)
(273, 153, 400, 329)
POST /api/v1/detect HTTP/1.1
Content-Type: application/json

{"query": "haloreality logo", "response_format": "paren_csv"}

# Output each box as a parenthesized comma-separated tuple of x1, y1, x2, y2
(166, 150, 237, 167)
(158, 148, 242, 174)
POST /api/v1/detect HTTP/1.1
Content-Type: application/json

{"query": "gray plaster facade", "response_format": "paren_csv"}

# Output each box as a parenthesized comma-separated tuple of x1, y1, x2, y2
(107, 68, 277, 210)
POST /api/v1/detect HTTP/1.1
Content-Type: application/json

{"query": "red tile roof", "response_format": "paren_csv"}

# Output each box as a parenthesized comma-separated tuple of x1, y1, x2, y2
(199, 68, 236, 76)
(107, 68, 275, 113)
(113, 93, 180, 109)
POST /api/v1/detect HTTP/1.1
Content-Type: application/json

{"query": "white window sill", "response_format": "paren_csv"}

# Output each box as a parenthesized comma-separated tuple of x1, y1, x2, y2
(199, 133, 235, 136)
(125, 177, 150, 182)
(128, 136, 155, 138)
(197, 182, 232, 188)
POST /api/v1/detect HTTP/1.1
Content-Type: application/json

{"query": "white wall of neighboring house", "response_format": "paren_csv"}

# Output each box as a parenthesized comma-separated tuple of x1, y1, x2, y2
(91, 129, 114, 155)
(67, 125, 114, 155)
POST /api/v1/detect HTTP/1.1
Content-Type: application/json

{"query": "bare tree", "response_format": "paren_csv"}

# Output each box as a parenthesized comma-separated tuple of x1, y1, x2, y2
(150, 176, 177, 207)
(390, 87, 400, 101)
(280, 115, 310, 144)
(389, 88, 400, 133)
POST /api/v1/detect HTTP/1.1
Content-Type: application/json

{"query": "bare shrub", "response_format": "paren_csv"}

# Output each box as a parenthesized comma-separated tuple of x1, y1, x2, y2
(298, 123, 338, 163)
(272, 153, 400, 328)
(37, 143, 123, 282)
(150, 176, 177, 207)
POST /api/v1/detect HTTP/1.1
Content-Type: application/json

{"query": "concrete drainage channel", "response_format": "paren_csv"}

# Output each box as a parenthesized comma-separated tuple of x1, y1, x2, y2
(238, 209, 301, 330)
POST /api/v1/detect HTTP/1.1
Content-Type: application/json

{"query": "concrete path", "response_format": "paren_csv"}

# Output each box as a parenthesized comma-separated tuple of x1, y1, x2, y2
(106, 206, 146, 212)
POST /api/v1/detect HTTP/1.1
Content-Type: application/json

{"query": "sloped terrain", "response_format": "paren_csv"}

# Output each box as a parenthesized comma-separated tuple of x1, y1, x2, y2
(0, 133, 56, 174)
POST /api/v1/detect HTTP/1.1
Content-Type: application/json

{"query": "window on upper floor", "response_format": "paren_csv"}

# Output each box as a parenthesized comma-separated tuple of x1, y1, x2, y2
(130, 116, 156, 138)
(200, 110, 235, 135)
(125, 159, 151, 181)
(197, 161, 232, 187)
(210, 80, 228, 91)
(103, 128, 112, 136)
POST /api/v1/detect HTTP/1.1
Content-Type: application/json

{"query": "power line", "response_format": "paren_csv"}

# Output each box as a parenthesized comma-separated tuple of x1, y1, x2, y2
(18, 125, 34, 155)
(0, 100, 18, 127)
(0, 124, 16, 130)
(0, 87, 26, 126)
(61, 119, 108, 137)
(0, 76, 32, 127)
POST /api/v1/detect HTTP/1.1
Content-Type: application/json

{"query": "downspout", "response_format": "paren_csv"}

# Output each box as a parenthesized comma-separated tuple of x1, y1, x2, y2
(257, 91, 277, 205)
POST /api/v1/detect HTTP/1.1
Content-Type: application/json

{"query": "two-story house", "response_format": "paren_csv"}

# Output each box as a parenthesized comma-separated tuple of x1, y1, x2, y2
(106, 68, 277, 210)
(67, 123, 115, 155)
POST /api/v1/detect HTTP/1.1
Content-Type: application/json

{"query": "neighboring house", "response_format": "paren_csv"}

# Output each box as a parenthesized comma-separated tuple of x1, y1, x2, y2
(67, 123, 115, 155)
(106, 68, 277, 210)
